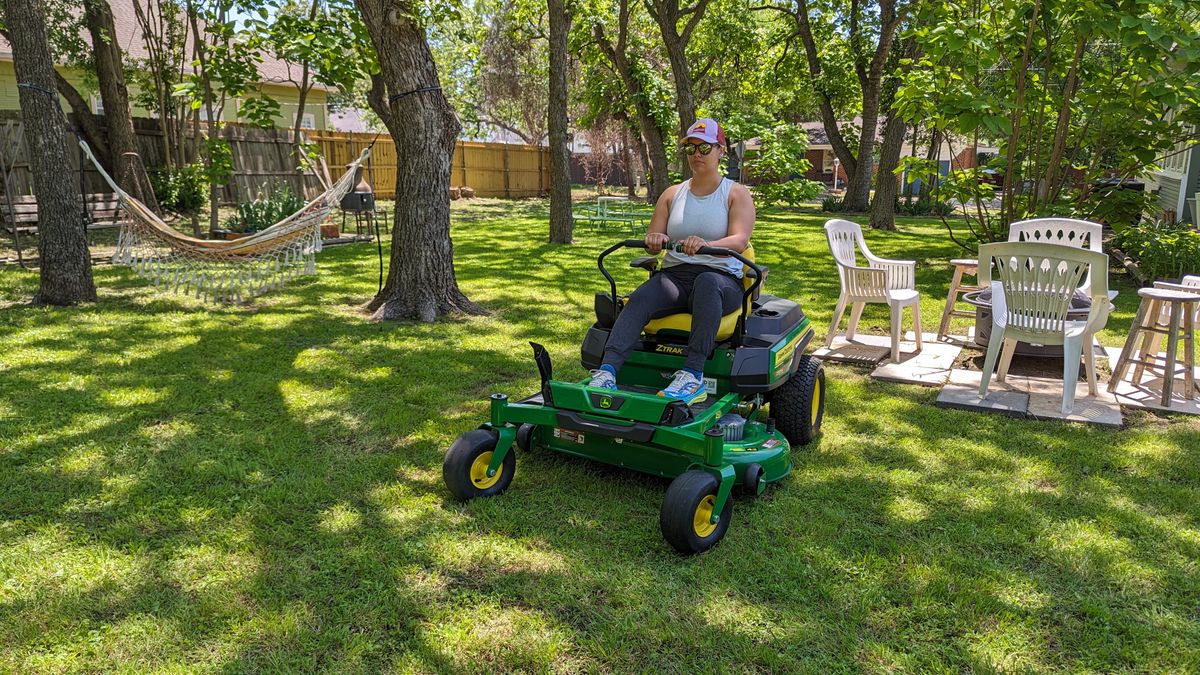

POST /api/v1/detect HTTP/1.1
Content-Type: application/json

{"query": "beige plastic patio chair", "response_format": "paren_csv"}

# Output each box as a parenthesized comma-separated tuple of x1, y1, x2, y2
(824, 218, 921, 362)
(977, 242, 1111, 415)
(1009, 218, 1117, 301)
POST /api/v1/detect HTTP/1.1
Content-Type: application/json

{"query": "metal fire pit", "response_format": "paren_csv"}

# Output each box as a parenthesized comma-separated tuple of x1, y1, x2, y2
(963, 288, 1093, 358)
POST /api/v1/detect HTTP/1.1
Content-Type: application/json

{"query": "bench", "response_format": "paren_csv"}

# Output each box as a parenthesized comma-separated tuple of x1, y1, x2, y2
(1, 193, 130, 241)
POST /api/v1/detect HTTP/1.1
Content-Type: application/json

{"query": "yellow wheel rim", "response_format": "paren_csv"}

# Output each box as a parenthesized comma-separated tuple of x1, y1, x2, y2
(469, 452, 502, 489)
(811, 378, 822, 426)
(693, 495, 718, 538)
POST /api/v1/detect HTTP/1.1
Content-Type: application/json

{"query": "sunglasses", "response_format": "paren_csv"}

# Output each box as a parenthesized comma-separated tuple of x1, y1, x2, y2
(680, 142, 716, 156)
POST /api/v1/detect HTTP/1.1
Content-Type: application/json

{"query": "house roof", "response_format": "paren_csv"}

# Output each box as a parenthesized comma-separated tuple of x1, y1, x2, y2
(0, 0, 328, 90)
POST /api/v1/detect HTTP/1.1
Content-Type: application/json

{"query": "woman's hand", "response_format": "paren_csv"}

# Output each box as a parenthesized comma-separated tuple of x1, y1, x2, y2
(680, 235, 708, 256)
(644, 231, 670, 254)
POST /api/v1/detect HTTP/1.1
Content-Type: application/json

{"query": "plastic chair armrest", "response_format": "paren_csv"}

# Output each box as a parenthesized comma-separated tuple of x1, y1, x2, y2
(869, 259, 916, 290)
(840, 263, 887, 297)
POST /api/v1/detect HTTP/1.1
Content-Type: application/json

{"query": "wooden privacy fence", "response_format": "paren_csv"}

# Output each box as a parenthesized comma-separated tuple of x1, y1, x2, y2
(0, 112, 550, 204)
(312, 131, 551, 199)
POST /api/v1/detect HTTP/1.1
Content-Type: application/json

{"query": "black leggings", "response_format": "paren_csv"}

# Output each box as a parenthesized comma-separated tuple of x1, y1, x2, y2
(602, 264, 744, 372)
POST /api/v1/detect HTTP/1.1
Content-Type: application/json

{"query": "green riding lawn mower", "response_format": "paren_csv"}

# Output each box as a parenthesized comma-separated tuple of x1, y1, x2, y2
(443, 240, 826, 554)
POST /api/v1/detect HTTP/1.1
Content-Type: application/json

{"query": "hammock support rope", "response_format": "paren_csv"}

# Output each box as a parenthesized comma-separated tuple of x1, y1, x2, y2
(80, 140, 371, 303)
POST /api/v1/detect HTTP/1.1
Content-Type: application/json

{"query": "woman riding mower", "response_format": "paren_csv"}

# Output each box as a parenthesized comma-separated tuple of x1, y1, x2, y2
(588, 118, 757, 404)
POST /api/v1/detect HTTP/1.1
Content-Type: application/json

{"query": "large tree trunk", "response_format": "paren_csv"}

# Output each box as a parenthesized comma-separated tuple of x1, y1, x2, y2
(647, 0, 711, 180)
(869, 113, 907, 230)
(357, 0, 482, 321)
(0, 27, 112, 170)
(790, 0, 904, 213)
(547, 0, 573, 244)
(83, 0, 159, 211)
(594, 0, 671, 202)
(5, 0, 97, 304)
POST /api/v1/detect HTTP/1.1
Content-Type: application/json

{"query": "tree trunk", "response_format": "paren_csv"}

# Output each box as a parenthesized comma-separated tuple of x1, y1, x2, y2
(594, 0, 671, 202)
(357, 0, 482, 321)
(919, 127, 941, 202)
(0, 27, 112, 170)
(633, 128, 652, 203)
(547, 0, 573, 244)
(5, 0, 97, 304)
(647, 0, 712, 180)
(83, 0, 159, 211)
(622, 125, 637, 197)
(869, 113, 907, 230)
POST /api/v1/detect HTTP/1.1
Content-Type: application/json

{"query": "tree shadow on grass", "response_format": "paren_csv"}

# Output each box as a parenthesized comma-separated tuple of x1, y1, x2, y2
(2, 208, 1198, 671)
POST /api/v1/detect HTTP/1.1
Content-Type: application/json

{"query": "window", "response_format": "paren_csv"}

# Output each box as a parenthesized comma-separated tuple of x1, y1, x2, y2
(294, 112, 316, 130)
(822, 150, 834, 173)
(91, 95, 104, 115)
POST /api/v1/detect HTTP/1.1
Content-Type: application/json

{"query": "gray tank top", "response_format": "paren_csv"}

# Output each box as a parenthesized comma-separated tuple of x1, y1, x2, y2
(662, 178, 742, 277)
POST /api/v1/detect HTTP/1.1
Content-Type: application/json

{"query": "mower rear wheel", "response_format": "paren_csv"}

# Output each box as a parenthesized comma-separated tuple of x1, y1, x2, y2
(772, 355, 825, 446)
(660, 470, 732, 555)
(443, 429, 516, 501)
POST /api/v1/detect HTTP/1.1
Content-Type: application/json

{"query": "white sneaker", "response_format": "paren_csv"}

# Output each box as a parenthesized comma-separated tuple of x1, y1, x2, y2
(658, 370, 706, 404)
(588, 368, 617, 390)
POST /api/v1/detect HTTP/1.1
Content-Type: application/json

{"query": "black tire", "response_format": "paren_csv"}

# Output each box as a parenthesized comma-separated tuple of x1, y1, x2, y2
(772, 355, 825, 447)
(443, 429, 516, 501)
(660, 470, 732, 555)
(742, 463, 764, 497)
(515, 423, 537, 452)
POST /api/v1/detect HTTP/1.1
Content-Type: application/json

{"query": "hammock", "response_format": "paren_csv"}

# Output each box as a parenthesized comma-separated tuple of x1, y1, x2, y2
(79, 140, 372, 303)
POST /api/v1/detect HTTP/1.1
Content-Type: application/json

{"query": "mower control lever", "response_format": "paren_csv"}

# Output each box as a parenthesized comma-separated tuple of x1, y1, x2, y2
(596, 240, 765, 347)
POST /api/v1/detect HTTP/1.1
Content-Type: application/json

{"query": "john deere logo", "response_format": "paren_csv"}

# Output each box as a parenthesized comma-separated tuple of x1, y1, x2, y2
(600, 396, 612, 409)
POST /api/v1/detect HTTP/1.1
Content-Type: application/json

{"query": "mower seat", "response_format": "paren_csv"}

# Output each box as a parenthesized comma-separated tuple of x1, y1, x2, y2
(643, 244, 762, 342)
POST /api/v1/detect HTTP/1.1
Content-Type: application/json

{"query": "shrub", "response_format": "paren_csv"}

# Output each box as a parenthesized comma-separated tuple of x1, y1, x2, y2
(821, 195, 842, 212)
(1115, 220, 1200, 281)
(150, 165, 207, 214)
(223, 183, 307, 234)
(1075, 186, 1156, 234)
(898, 198, 955, 217)
(745, 124, 824, 207)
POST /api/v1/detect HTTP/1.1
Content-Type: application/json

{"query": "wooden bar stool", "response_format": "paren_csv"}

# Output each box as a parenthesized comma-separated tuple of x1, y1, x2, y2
(937, 258, 982, 342)
(1108, 287, 1200, 406)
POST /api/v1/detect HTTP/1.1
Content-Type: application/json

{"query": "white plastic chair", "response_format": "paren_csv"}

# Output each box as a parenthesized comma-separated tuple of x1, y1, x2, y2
(977, 242, 1111, 415)
(824, 219, 921, 362)
(1009, 218, 1117, 301)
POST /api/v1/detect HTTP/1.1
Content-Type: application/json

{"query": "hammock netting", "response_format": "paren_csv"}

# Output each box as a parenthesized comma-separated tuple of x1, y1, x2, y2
(80, 140, 371, 303)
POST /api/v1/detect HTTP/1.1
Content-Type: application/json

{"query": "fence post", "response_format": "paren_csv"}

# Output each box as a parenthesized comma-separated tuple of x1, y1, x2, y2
(503, 143, 510, 198)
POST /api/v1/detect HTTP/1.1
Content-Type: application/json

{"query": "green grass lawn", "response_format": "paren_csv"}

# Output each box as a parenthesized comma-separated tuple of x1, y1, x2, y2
(1, 200, 1198, 672)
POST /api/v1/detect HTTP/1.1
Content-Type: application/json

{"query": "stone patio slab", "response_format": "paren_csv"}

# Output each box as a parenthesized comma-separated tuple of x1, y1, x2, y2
(937, 367, 1121, 426)
(871, 339, 962, 387)
(936, 382, 1029, 417)
(812, 334, 892, 365)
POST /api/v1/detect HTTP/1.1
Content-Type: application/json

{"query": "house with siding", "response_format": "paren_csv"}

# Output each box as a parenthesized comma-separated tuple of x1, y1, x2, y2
(1148, 133, 1199, 224)
(0, 0, 329, 130)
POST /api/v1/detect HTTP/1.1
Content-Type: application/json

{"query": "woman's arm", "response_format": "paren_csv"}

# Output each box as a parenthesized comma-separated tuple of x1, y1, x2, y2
(644, 185, 680, 253)
(678, 182, 755, 254)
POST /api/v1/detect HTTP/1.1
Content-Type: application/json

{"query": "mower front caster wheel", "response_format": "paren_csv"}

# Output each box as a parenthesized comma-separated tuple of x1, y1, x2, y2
(443, 429, 516, 501)
(660, 470, 732, 555)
